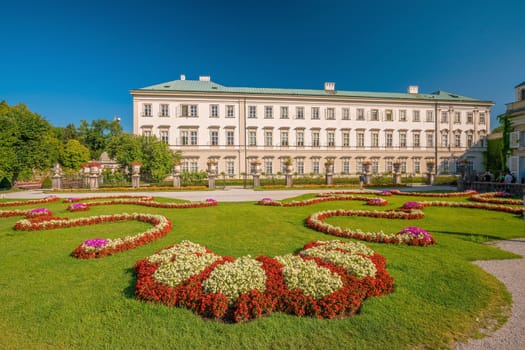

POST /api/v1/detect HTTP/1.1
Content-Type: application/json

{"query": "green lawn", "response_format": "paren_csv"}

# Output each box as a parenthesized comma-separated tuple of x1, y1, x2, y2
(0, 193, 522, 349)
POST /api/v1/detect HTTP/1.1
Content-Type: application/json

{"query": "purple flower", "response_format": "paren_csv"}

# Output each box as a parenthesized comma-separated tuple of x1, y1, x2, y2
(261, 198, 272, 201)
(381, 190, 393, 196)
(402, 201, 424, 209)
(397, 226, 433, 242)
(205, 198, 217, 203)
(496, 191, 511, 198)
(28, 208, 51, 216)
(84, 238, 108, 249)
(67, 197, 78, 202)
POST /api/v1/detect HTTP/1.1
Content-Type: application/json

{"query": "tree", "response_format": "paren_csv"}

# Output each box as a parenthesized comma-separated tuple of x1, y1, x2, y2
(60, 139, 91, 170)
(0, 101, 57, 181)
(78, 119, 122, 159)
(497, 114, 512, 171)
(108, 133, 180, 183)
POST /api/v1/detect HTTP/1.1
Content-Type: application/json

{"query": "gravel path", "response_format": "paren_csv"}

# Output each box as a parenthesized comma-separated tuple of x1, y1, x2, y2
(456, 238, 525, 350)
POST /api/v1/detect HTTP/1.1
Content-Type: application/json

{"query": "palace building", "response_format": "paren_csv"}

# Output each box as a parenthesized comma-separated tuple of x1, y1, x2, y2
(506, 81, 525, 182)
(131, 75, 492, 177)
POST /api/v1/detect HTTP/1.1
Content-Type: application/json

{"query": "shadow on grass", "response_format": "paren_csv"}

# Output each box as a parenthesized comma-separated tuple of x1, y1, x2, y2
(428, 230, 520, 243)
(122, 267, 137, 299)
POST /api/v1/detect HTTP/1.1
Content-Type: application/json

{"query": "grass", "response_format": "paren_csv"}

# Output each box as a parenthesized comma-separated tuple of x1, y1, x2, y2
(0, 193, 523, 349)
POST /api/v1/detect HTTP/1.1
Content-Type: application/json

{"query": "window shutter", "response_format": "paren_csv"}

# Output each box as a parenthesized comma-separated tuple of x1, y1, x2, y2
(510, 131, 520, 149)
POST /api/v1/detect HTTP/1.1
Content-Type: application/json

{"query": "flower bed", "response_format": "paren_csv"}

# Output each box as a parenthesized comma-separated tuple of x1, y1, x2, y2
(13, 213, 172, 259)
(134, 240, 394, 323)
(305, 209, 433, 246)
(258, 195, 374, 207)
(0, 196, 59, 207)
(66, 198, 218, 211)
(367, 198, 388, 206)
(469, 192, 524, 206)
(63, 195, 154, 203)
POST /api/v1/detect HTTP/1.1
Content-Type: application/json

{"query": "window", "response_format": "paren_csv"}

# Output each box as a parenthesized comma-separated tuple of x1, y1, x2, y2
(399, 110, 407, 121)
(479, 113, 486, 124)
(296, 107, 304, 119)
(312, 131, 320, 147)
(441, 111, 448, 123)
(454, 134, 461, 147)
(210, 104, 219, 118)
(226, 105, 235, 118)
(190, 161, 198, 172)
(160, 130, 169, 144)
(426, 133, 434, 147)
(248, 106, 257, 118)
(226, 131, 234, 146)
(426, 110, 434, 122)
(413, 133, 420, 147)
(371, 109, 379, 121)
(357, 108, 365, 120)
(441, 133, 448, 147)
(190, 105, 198, 117)
(467, 112, 473, 124)
(399, 132, 407, 148)
(264, 106, 273, 119)
(210, 131, 218, 146)
(342, 108, 350, 120)
(312, 160, 320, 174)
(280, 131, 289, 146)
(371, 132, 379, 148)
(160, 104, 169, 117)
(190, 131, 198, 145)
(342, 131, 350, 147)
(467, 134, 473, 147)
(264, 131, 273, 147)
(413, 110, 420, 122)
(342, 160, 350, 174)
(372, 160, 379, 174)
(227, 161, 234, 176)
(264, 160, 273, 174)
(454, 112, 461, 124)
(143, 104, 152, 117)
(311, 107, 320, 120)
(385, 131, 393, 148)
(357, 132, 365, 147)
(326, 108, 335, 120)
(280, 106, 288, 119)
(327, 131, 335, 147)
(181, 131, 189, 145)
(401, 160, 407, 173)
(248, 131, 257, 146)
(414, 160, 421, 174)
(385, 110, 393, 121)
(297, 160, 304, 175)
(385, 159, 393, 173)
(143, 130, 151, 139)
(296, 130, 304, 147)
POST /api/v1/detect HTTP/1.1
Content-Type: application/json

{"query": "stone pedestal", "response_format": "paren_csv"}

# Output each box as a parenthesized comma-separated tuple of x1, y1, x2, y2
(173, 164, 181, 188)
(365, 173, 372, 185)
(325, 164, 333, 185)
(89, 175, 99, 190)
(253, 174, 260, 187)
(285, 165, 293, 188)
(208, 174, 216, 189)
(426, 172, 435, 185)
(88, 163, 100, 190)
(393, 173, 402, 185)
(52, 175, 62, 190)
(132, 174, 140, 188)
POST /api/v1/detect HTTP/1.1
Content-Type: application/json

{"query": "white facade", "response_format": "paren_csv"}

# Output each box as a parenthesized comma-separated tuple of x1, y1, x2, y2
(131, 76, 492, 177)
(507, 81, 525, 182)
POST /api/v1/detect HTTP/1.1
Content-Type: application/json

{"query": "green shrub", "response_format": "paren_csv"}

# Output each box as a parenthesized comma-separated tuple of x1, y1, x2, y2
(41, 176, 52, 189)
(0, 177, 11, 190)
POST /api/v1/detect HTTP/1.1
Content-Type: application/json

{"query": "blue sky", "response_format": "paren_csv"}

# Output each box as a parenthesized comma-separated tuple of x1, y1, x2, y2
(1, 0, 523, 132)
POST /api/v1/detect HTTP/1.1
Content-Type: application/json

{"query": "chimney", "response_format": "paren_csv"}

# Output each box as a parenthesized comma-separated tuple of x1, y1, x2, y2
(324, 82, 335, 91)
(180, 74, 186, 80)
(199, 75, 211, 82)
(408, 85, 419, 94)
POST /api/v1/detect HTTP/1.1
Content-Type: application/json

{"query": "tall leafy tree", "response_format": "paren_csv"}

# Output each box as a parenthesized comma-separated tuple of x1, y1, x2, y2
(60, 139, 91, 170)
(78, 119, 122, 159)
(0, 101, 57, 181)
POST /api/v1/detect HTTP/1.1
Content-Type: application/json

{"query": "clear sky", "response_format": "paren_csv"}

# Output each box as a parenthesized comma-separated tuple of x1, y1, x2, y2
(1, 0, 523, 132)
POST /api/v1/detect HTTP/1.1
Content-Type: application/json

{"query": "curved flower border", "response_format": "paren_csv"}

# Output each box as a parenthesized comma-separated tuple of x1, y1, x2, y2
(134, 240, 394, 323)
(0, 196, 59, 207)
(469, 192, 524, 206)
(13, 213, 172, 259)
(66, 198, 218, 212)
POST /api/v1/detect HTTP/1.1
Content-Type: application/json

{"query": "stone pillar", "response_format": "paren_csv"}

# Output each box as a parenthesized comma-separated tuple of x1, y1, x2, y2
(325, 162, 334, 185)
(252, 162, 262, 187)
(207, 161, 217, 189)
(88, 162, 100, 190)
(172, 164, 181, 188)
(285, 165, 293, 188)
(82, 164, 90, 188)
(52, 163, 62, 190)
(393, 162, 402, 185)
(426, 163, 435, 185)
(363, 163, 372, 185)
(131, 163, 141, 188)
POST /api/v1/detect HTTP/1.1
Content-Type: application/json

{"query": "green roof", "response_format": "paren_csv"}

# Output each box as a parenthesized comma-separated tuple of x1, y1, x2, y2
(515, 81, 525, 88)
(134, 79, 490, 103)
